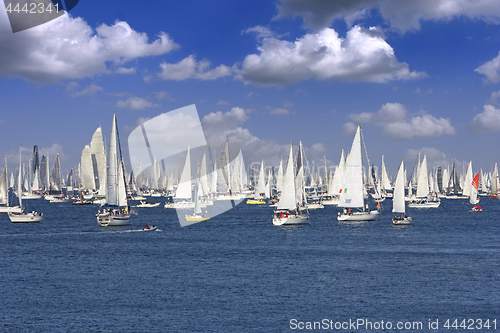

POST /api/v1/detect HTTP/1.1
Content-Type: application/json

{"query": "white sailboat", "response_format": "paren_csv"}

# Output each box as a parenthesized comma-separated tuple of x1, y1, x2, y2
(392, 160, 411, 225)
(185, 174, 210, 222)
(408, 155, 441, 208)
(470, 173, 482, 212)
(247, 159, 267, 204)
(337, 124, 381, 221)
(165, 146, 195, 209)
(96, 114, 131, 226)
(8, 145, 43, 222)
(272, 143, 309, 226)
(0, 160, 22, 214)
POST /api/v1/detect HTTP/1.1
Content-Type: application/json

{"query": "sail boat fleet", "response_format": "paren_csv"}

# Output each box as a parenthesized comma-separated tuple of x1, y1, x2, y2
(1, 115, 496, 226)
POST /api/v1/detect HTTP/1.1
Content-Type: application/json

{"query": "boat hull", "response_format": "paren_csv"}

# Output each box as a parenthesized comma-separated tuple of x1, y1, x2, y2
(246, 199, 266, 205)
(96, 213, 130, 226)
(337, 210, 381, 221)
(273, 214, 309, 226)
(185, 214, 210, 222)
(408, 201, 440, 208)
(0, 206, 22, 214)
(307, 203, 324, 210)
(8, 212, 43, 223)
(392, 216, 412, 225)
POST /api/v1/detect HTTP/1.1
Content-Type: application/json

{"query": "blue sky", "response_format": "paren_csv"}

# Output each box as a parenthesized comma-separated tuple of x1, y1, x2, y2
(1, 0, 500, 178)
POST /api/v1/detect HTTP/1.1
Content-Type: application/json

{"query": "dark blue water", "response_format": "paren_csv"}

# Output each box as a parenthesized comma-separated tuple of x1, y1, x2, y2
(1, 197, 499, 332)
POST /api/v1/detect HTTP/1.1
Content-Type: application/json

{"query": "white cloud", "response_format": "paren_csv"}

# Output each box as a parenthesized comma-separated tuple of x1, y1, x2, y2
(269, 108, 290, 115)
(403, 147, 454, 170)
(116, 97, 160, 110)
(115, 67, 137, 74)
(346, 102, 456, 140)
(158, 55, 232, 81)
(276, 0, 500, 32)
(342, 122, 358, 134)
(487, 90, 500, 105)
(475, 51, 500, 84)
(239, 26, 425, 85)
(216, 100, 229, 105)
(0, 14, 178, 82)
(68, 83, 103, 97)
(468, 104, 500, 134)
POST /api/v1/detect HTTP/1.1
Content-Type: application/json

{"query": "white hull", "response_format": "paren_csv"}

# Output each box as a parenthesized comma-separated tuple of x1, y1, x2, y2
(96, 212, 130, 226)
(392, 216, 412, 225)
(8, 212, 43, 223)
(0, 206, 22, 214)
(165, 201, 195, 209)
(444, 195, 468, 199)
(307, 203, 324, 210)
(22, 193, 42, 199)
(337, 210, 381, 221)
(322, 198, 339, 206)
(273, 214, 309, 226)
(408, 201, 440, 208)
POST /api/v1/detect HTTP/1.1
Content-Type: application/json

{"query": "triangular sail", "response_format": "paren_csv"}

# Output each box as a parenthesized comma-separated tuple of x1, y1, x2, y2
(381, 155, 392, 191)
(277, 144, 296, 210)
(255, 160, 265, 198)
(90, 127, 107, 197)
(416, 155, 429, 198)
(175, 147, 192, 200)
(470, 173, 479, 205)
(462, 161, 473, 197)
(0, 165, 7, 205)
(393, 160, 406, 214)
(106, 114, 119, 206)
(339, 125, 364, 208)
(49, 153, 62, 195)
(329, 149, 345, 196)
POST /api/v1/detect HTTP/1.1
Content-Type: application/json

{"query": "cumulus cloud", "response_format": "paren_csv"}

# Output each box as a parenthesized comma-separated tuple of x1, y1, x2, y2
(346, 102, 456, 140)
(468, 104, 500, 134)
(269, 108, 290, 115)
(403, 147, 454, 170)
(276, 0, 500, 32)
(158, 55, 232, 81)
(239, 26, 425, 85)
(0, 14, 178, 82)
(115, 67, 137, 74)
(475, 51, 500, 84)
(68, 83, 103, 97)
(200, 107, 326, 167)
(116, 97, 160, 110)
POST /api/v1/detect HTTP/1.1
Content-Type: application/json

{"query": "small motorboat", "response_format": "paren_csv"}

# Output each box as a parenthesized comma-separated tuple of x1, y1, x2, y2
(137, 200, 160, 208)
(142, 225, 158, 231)
(471, 205, 482, 212)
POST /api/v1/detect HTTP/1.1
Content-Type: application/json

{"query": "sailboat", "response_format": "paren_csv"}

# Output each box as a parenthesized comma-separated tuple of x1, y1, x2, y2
(0, 160, 22, 214)
(96, 114, 131, 226)
(392, 160, 411, 225)
(272, 143, 309, 226)
(408, 155, 441, 208)
(470, 173, 482, 212)
(8, 145, 43, 222)
(247, 159, 267, 204)
(185, 175, 210, 222)
(164, 146, 196, 209)
(337, 125, 381, 221)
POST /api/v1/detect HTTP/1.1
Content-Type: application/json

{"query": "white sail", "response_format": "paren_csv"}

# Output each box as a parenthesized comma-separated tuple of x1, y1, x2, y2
(295, 141, 306, 204)
(492, 163, 498, 194)
(135, 158, 143, 190)
(381, 155, 392, 191)
(264, 169, 271, 199)
(392, 160, 406, 214)
(339, 125, 364, 208)
(231, 154, 241, 193)
(106, 114, 119, 206)
(49, 153, 62, 195)
(0, 165, 7, 205)
(90, 127, 107, 197)
(277, 144, 296, 210)
(199, 153, 209, 197)
(117, 158, 127, 207)
(81, 145, 95, 190)
(175, 147, 192, 200)
(17, 146, 22, 210)
(416, 155, 429, 198)
(329, 149, 345, 196)
(276, 157, 283, 193)
(255, 160, 266, 198)
(462, 161, 473, 196)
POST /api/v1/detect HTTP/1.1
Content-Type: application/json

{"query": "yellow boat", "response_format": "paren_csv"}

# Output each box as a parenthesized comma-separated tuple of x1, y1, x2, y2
(185, 214, 210, 222)
(246, 198, 266, 204)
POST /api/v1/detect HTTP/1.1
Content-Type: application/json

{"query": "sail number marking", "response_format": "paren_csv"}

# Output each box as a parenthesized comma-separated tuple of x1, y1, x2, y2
(5, 2, 60, 14)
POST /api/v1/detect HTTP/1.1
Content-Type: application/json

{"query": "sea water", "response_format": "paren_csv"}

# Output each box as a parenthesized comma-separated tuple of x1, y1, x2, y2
(0, 197, 498, 332)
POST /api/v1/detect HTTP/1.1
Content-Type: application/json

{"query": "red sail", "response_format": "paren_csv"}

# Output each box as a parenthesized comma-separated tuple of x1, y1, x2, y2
(471, 173, 480, 191)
